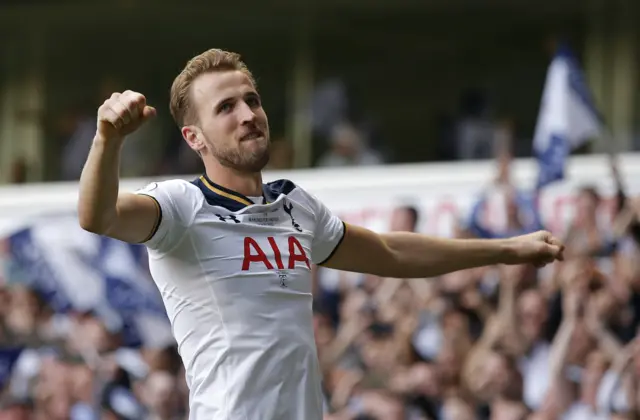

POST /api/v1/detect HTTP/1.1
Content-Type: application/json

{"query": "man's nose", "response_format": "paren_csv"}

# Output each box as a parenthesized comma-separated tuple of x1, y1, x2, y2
(238, 101, 257, 124)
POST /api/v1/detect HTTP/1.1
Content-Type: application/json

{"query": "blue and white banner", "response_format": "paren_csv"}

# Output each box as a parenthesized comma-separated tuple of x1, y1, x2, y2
(4, 215, 172, 348)
(533, 44, 603, 188)
(0, 347, 24, 389)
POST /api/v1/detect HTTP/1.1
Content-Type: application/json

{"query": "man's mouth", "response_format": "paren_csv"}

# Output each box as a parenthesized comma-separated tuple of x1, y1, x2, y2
(240, 130, 264, 141)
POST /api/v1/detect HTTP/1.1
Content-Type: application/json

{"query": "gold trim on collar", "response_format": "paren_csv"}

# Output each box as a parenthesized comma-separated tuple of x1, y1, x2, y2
(199, 176, 253, 206)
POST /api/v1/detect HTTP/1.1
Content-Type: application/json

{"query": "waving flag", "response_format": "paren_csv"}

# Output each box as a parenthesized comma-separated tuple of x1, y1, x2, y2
(0, 347, 24, 389)
(7, 227, 75, 313)
(4, 216, 172, 348)
(533, 44, 603, 188)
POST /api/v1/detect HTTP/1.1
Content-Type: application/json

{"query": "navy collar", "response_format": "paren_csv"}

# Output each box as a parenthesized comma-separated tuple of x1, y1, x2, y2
(192, 174, 268, 211)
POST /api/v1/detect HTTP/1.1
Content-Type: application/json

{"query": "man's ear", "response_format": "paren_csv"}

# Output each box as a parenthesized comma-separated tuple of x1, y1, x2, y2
(182, 125, 206, 153)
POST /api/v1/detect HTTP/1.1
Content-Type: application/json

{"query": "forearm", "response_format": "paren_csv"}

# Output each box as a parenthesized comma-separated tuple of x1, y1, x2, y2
(497, 278, 526, 354)
(612, 206, 636, 238)
(548, 318, 576, 380)
(547, 318, 577, 409)
(379, 232, 511, 278)
(78, 136, 123, 232)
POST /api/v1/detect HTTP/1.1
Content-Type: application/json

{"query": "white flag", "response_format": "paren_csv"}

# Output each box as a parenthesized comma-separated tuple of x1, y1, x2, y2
(533, 45, 602, 188)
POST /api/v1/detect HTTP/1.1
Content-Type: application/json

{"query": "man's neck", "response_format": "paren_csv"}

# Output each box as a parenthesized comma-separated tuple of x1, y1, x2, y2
(204, 161, 264, 197)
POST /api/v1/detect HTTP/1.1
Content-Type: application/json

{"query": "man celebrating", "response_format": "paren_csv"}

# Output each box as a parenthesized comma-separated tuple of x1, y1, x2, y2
(78, 49, 564, 420)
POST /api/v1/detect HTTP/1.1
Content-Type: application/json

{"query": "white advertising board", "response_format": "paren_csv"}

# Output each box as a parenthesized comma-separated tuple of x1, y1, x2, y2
(0, 152, 638, 238)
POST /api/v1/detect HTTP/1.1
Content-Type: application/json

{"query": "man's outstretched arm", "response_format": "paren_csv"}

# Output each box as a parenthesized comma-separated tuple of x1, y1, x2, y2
(321, 224, 564, 278)
(78, 90, 158, 244)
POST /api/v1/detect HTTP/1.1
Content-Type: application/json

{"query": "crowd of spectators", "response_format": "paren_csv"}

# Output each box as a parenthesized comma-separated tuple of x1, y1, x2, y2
(1, 149, 640, 420)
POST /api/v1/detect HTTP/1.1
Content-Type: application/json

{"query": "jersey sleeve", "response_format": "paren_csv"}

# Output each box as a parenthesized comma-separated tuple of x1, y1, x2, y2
(133, 180, 201, 253)
(307, 193, 346, 265)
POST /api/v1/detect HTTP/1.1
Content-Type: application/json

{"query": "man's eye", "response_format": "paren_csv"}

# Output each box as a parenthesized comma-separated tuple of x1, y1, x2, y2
(246, 97, 260, 107)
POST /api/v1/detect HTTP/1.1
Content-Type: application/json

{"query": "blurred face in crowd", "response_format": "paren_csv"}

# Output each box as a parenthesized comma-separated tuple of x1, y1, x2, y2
(408, 363, 440, 397)
(70, 315, 116, 354)
(10, 286, 40, 315)
(575, 188, 599, 226)
(330, 124, 363, 159)
(6, 286, 41, 335)
(69, 364, 94, 403)
(389, 207, 418, 232)
(393, 284, 415, 314)
(517, 290, 547, 345)
(142, 371, 178, 417)
(482, 352, 511, 394)
(442, 310, 468, 337)
(361, 274, 382, 295)
(34, 359, 72, 420)
(360, 329, 397, 372)
(436, 337, 467, 386)
(339, 289, 370, 323)
(476, 351, 522, 401)
(36, 358, 68, 395)
(187, 71, 270, 173)
(442, 397, 474, 420)
(505, 190, 522, 227)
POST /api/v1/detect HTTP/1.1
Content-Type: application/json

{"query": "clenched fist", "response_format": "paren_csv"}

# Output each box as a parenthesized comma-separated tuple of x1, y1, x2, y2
(504, 230, 565, 268)
(96, 90, 156, 142)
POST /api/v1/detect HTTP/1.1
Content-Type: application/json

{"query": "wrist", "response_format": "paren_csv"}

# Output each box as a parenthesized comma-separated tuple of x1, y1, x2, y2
(93, 134, 125, 150)
(495, 239, 518, 264)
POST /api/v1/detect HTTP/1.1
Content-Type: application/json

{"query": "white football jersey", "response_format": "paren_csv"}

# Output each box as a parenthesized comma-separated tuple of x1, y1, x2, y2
(135, 175, 345, 420)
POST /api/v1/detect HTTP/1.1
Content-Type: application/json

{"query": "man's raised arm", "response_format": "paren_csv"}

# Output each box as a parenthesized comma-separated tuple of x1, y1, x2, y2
(78, 90, 158, 244)
(321, 224, 564, 278)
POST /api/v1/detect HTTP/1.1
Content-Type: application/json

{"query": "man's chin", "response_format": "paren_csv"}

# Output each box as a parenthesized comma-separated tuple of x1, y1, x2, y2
(237, 152, 270, 173)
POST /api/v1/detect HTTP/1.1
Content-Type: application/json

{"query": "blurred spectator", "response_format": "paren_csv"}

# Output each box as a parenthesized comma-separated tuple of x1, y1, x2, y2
(8, 159, 28, 184)
(454, 89, 500, 161)
(316, 122, 383, 168)
(310, 79, 349, 141)
(265, 138, 294, 170)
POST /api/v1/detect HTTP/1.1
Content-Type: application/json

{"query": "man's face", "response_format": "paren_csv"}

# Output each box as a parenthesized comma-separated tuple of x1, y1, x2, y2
(389, 208, 417, 232)
(575, 190, 598, 224)
(518, 290, 547, 343)
(186, 70, 270, 173)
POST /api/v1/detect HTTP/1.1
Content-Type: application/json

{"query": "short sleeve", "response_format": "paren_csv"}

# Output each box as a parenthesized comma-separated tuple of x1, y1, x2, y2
(133, 180, 201, 253)
(307, 193, 346, 265)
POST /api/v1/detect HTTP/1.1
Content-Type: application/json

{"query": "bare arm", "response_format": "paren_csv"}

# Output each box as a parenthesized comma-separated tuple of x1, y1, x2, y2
(585, 300, 623, 362)
(461, 315, 504, 395)
(545, 287, 581, 412)
(77, 90, 158, 244)
(497, 266, 527, 356)
(322, 224, 564, 278)
(612, 205, 638, 239)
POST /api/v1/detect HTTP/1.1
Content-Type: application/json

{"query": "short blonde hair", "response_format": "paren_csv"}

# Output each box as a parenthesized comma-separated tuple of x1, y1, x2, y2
(169, 48, 256, 127)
